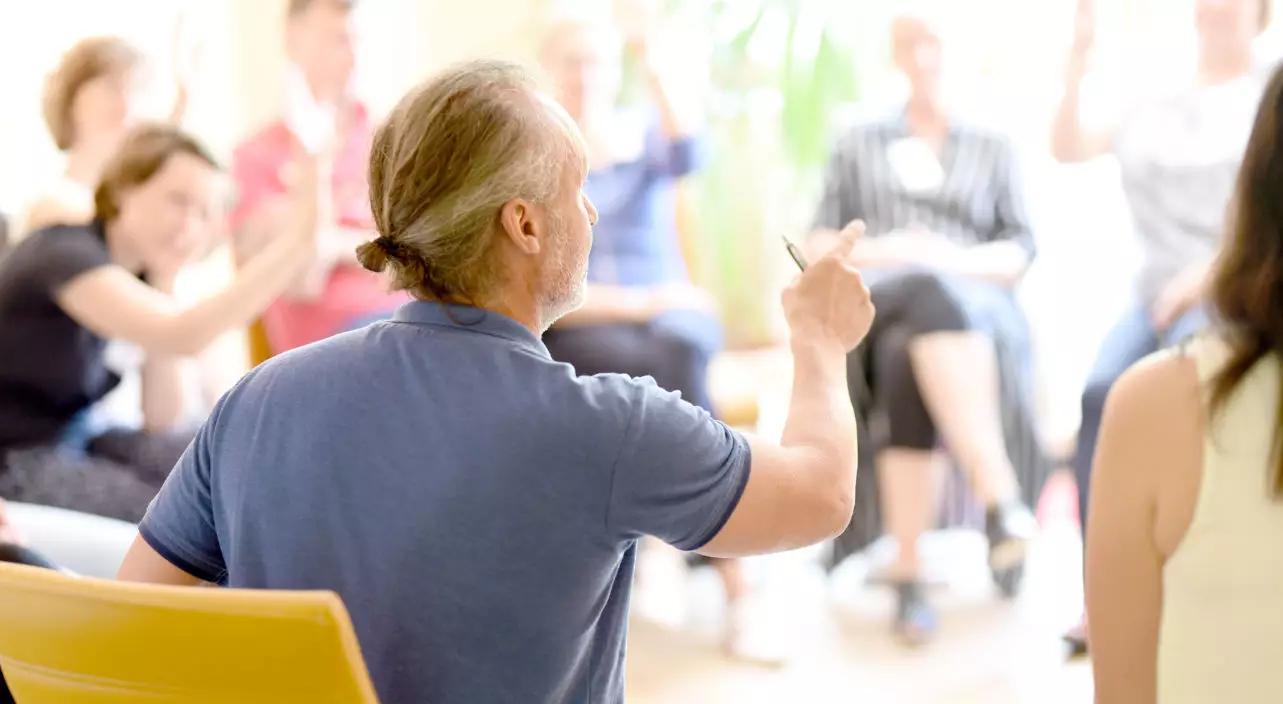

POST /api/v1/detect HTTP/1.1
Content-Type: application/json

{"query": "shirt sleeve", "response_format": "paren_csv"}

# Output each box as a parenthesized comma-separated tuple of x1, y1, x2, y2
(644, 127, 704, 178)
(605, 377, 752, 551)
(988, 137, 1037, 260)
(811, 135, 860, 232)
(137, 413, 226, 584)
(36, 226, 113, 292)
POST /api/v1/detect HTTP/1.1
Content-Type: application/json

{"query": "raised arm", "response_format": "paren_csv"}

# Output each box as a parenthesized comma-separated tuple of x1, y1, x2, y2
(57, 161, 320, 358)
(700, 222, 873, 556)
(602, 222, 872, 557)
(1051, 0, 1115, 163)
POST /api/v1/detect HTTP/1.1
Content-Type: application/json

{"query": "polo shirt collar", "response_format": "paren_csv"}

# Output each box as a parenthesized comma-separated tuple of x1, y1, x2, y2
(391, 301, 550, 358)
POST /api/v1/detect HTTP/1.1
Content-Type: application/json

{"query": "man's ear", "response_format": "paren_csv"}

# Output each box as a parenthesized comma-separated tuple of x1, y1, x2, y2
(498, 198, 545, 256)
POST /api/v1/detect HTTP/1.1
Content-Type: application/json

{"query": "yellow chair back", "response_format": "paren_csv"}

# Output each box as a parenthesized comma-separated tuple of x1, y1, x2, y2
(248, 318, 274, 367)
(0, 563, 379, 703)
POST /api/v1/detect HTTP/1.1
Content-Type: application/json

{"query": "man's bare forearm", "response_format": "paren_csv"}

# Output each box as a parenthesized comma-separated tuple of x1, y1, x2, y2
(780, 335, 857, 493)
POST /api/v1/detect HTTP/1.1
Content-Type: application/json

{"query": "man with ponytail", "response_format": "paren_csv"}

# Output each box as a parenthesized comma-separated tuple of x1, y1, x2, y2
(117, 60, 878, 703)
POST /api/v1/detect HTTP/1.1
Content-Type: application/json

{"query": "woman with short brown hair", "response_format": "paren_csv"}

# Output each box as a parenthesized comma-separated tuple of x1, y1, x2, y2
(0, 124, 317, 522)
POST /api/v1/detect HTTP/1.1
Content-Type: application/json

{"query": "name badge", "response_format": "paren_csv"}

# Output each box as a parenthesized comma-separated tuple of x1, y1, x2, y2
(887, 137, 945, 194)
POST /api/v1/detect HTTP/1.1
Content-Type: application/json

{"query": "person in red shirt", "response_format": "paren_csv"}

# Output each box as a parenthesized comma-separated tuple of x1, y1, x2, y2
(229, 0, 404, 354)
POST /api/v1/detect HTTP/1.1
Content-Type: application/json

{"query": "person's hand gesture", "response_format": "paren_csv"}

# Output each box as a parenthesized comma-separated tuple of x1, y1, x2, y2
(1069, 0, 1096, 76)
(1151, 263, 1207, 332)
(169, 5, 205, 124)
(276, 145, 326, 277)
(782, 220, 875, 352)
(616, 0, 662, 54)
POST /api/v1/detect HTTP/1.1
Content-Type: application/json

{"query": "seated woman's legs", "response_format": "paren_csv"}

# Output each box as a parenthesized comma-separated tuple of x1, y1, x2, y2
(866, 271, 1036, 641)
(0, 432, 188, 524)
(88, 429, 194, 487)
(873, 272, 1031, 518)
(869, 326, 940, 642)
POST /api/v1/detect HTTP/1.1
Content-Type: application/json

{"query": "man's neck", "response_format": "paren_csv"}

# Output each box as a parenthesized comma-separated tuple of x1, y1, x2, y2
(487, 299, 546, 337)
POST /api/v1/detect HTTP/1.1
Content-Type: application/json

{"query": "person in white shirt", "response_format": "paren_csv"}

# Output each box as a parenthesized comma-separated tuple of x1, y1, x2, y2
(1051, 0, 1271, 653)
(1087, 56, 1283, 704)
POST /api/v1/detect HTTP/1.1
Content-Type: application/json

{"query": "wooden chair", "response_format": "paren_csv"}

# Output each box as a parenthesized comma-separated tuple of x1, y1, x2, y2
(0, 562, 379, 703)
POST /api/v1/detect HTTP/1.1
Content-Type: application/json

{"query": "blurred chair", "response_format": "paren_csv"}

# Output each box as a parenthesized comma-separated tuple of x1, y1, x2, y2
(674, 185, 770, 429)
(248, 318, 274, 367)
(0, 562, 379, 703)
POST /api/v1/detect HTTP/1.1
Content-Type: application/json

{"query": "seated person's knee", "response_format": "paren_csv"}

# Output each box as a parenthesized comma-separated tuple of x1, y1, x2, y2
(886, 271, 972, 337)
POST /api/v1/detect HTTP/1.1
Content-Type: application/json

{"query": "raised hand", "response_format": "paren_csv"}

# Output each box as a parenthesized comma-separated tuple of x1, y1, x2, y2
(1069, 0, 1096, 72)
(782, 220, 875, 352)
(169, 5, 205, 124)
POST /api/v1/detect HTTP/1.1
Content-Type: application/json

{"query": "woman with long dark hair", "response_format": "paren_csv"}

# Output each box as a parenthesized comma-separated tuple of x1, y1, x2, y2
(1086, 60, 1283, 703)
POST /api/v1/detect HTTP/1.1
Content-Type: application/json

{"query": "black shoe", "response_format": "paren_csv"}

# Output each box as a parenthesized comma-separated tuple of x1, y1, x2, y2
(985, 501, 1036, 598)
(892, 581, 937, 647)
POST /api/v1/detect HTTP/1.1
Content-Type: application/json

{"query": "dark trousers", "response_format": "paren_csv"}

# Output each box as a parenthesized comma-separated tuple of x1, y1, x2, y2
(832, 269, 1047, 562)
(543, 320, 718, 414)
(0, 429, 194, 524)
(1073, 303, 1209, 531)
(856, 269, 1032, 452)
(860, 271, 975, 451)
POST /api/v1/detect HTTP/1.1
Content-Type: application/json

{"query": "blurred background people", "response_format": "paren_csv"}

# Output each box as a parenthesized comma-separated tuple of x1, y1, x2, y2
(1052, 0, 1270, 653)
(809, 9, 1039, 645)
(1086, 59, 1283, 704)
(3, 0, 1283, 700)
(230, 0, 404, 357)
(18, 23, 196, 238)
(0, 125, 317, 523)
(537, 7, 784, 663)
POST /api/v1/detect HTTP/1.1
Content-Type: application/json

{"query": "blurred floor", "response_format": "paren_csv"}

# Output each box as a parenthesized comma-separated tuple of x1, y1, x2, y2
(625, 474, 1092, 704)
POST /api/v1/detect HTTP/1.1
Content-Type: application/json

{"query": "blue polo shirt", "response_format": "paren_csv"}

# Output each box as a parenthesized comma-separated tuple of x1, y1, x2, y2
(138, 301, 751, 703)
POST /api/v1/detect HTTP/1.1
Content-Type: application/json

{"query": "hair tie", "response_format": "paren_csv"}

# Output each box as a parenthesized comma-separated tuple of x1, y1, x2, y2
(376, 235, 403, 258)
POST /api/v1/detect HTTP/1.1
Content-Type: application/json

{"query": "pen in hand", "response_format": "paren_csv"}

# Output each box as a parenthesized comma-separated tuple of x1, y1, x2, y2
(783, 236, 809, 272)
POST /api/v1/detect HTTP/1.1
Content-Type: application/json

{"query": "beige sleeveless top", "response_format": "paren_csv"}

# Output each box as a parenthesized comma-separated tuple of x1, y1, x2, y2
(1158, 335, 1283, 703)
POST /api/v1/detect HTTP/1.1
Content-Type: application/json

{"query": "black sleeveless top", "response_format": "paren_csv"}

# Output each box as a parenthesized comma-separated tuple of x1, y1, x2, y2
(0, 221, 118, 452)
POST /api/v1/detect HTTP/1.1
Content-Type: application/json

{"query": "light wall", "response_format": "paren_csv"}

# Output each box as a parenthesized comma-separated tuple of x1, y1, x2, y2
(0, 0, 546, 216)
